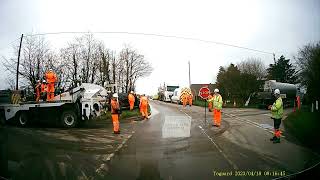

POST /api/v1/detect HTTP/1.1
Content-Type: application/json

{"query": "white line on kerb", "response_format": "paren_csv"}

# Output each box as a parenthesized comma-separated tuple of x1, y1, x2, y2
(182, 109, 238, 170)
(224, 113, 285, 138)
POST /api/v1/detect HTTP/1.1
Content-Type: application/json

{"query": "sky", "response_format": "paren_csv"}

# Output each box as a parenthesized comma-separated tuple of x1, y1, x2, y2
(0, 0, 319, 95)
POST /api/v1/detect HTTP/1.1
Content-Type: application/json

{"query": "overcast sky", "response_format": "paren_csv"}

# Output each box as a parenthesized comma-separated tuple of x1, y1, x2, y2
(0, 0, 319, 94)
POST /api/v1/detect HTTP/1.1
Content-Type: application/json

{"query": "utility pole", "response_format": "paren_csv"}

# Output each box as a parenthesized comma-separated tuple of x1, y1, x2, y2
(16, 34, 24, 90)
(273, 53, 276, 64)
(188, 61, 191, 87)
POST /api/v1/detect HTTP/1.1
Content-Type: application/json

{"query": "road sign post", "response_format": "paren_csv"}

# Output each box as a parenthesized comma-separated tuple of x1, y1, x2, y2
(199, 86, 210, 125)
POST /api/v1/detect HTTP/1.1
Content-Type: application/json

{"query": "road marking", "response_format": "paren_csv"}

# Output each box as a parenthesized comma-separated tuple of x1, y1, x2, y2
(180, 108, 238, 170)
(198, 125, 239, 170)
(224, 113, 285, 138)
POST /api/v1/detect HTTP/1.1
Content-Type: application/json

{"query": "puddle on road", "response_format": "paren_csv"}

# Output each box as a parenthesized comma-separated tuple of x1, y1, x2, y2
(162, 116, 191, 138)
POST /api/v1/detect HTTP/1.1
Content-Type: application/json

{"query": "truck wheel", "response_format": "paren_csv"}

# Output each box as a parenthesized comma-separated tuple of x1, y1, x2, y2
(16, 112, 29, 127)
(60, 110, 77, 128)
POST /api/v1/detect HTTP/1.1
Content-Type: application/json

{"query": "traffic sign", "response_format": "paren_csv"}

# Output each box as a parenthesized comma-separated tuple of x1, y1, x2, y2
(199, 87, 210, 99)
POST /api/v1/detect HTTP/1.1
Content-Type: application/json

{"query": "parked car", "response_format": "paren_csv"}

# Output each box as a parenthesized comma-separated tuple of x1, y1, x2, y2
(106, 93, 140, 111)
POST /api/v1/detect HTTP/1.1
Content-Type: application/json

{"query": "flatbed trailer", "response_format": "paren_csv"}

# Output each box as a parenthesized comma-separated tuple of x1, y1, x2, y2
(0, 84, 107, 128)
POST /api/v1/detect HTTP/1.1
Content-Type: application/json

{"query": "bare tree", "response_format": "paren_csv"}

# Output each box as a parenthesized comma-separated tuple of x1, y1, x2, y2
(2, 34, 153, 94)
(117, 45, 153, 93)
(237, 58, 266, 80)
(2, 36, 50, 90)
(60, 39, 82, 88)
(97, 42, 111, 86)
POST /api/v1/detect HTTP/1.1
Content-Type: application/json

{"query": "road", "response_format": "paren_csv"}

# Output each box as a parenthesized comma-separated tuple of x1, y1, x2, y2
(105, 100, 320, 179)
(1, 100, 320, 179)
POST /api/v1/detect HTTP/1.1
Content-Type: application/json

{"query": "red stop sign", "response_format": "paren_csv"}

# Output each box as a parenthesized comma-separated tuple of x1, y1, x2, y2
(199, 87, 210, 99)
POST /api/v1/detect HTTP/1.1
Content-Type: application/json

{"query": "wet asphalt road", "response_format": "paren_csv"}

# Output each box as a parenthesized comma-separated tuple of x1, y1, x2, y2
(1, 100, 320, 180)
(104, 101, 320, 180)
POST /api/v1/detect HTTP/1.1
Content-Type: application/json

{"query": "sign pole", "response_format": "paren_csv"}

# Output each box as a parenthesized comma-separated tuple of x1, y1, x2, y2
(204, 100, 207, 125)
(199, 86, 210, 126)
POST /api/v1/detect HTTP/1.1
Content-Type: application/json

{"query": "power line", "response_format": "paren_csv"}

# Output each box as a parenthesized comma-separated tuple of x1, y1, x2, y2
(24, 31, 275, 55)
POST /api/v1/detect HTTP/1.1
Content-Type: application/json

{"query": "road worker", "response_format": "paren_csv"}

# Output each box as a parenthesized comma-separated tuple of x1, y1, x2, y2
(207, 93, 214, 112)
(212, 89, 223, 127)
(181, 93, 188, 107)
(41, 80, 47, 101)
(268, 89, 283, 143)
(128, 91, 135, 110)
(111, 93, 121, 134)
(45, 68, 57, 101)
(35, 80, 41, 102)
(188, 92, 193, 106)
(139, 94, 149, 120)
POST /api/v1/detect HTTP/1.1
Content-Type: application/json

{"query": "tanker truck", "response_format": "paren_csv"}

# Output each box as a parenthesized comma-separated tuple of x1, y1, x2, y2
(255, 80, 297, 108)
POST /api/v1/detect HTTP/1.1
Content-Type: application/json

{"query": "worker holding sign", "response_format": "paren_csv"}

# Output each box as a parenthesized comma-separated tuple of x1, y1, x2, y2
(212, 89, 223, 127)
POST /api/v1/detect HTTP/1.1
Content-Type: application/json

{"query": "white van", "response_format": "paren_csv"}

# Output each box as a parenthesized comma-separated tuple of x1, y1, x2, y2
(171, 88, 182, 104)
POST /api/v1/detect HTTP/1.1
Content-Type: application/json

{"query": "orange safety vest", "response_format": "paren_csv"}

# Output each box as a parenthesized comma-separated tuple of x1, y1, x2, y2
(45, 71, 57, 83)
(128, 93, 135, 102)
(140, 96, 148, 108)
(111, 99, 120, 114)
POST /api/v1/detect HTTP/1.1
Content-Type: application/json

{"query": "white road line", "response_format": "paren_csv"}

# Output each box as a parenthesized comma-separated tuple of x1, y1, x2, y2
(178, 107, 239, 170)
(199, 125, 239, 170)
(224, 113, 285, 138)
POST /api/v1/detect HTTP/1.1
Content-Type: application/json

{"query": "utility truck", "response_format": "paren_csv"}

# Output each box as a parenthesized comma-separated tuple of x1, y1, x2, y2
(0, 83, 108, 128)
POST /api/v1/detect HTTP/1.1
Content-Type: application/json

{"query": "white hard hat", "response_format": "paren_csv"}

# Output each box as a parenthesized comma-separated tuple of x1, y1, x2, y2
(42, 80, 46, 83)
(112, 93, 118, 98)
(49, 68, 53, 71)
(274, 89, 280, 95)
(130, 91, 134, 93)
(37, 80, 40, 82)
(214, 88, 219, 93)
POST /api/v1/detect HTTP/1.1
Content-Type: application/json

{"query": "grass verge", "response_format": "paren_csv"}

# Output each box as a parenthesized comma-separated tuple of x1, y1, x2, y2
(284, 111, 320, 152)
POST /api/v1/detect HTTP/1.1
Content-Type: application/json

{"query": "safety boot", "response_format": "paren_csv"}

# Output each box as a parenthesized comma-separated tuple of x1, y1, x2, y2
(273, 138, 280, 143)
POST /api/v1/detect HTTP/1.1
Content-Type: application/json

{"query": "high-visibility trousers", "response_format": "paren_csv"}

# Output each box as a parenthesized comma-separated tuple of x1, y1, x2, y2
(188, 98, 192, 106)
(129, 101, 134, 110)
(273, 118, 281, 138)
(47, 83, 55, 101)
(182, 99, 187, 107)
(213, 109, 221, 126)
(140, 106, 148, 118)
(112, 114, 120, 132)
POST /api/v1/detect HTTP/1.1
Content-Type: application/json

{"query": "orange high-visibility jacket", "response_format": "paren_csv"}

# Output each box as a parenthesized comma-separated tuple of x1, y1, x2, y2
(128, 93, 135, 102)
(45, 71, 57, 83)
(140, 96, 148, 108)
(111, 99, 120, 114)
